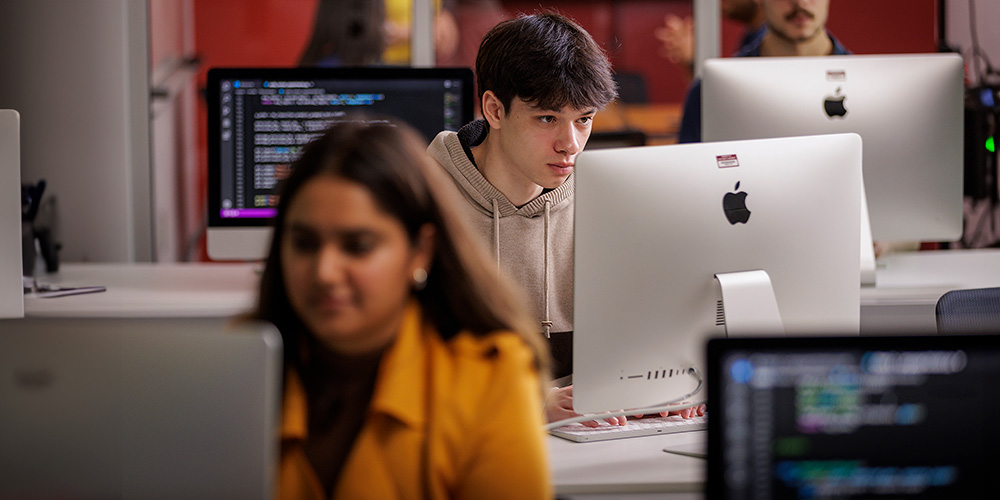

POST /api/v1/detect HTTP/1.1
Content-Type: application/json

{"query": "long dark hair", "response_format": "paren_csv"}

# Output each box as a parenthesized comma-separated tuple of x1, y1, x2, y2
(250, 119, 549, 377)
(298, 0, 386, 66)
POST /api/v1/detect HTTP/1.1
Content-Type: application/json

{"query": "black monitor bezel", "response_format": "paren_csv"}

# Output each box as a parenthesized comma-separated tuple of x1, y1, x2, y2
(705, 333, 1000, 500)
(206, 66, 475, 229)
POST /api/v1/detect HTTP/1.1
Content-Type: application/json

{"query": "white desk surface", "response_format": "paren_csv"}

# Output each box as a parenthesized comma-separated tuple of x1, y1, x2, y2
(860, 248, 1000, 334)
(24, 262, 258, 318)
(23, 248, 1000, 324)
(549, 430, 705, 497)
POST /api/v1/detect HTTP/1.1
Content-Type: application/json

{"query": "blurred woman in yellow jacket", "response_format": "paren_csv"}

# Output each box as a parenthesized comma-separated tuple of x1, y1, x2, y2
(250, 118, 551, 499)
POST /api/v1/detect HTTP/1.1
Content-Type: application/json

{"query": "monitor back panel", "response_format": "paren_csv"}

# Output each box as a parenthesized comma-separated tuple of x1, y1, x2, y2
(0, 110, 22, 318)
(572, 134, 862, 414)
(0, 317, 283, 499)
(707, 334, 1000, 499)
(703, 53, 964, 241)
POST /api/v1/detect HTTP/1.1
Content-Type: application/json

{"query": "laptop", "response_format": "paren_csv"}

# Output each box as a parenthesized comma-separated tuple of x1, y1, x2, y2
(706, 334, 999, 499)
(0, 317, 283, 499)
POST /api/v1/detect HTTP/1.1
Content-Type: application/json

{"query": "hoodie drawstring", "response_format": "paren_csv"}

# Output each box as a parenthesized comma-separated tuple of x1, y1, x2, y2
(492, 197, 553, 339)
(492, 198, 501, 275)
(541, 201, 552, 339)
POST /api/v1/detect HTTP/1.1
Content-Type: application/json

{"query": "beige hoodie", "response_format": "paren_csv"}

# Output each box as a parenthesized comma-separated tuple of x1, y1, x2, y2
(428, 121, 575, 375)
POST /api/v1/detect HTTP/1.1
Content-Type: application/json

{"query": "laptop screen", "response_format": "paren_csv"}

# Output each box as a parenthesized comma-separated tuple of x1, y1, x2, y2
(707, 335, 1000, 499)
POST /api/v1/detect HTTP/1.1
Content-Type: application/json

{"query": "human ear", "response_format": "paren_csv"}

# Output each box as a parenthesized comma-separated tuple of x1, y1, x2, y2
(410, 224, 436, 281)
(481, 90, 505, 129)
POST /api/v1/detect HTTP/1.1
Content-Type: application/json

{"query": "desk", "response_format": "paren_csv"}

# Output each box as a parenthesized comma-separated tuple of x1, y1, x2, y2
(24, 262, 258, 317)
(861, 248, 1000, 334)
(549, 430, 705, 498)
(25, 248, 1000, 323)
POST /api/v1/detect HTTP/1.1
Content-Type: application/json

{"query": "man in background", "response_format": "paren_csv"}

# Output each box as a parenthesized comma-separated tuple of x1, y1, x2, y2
(677, 0, 848, 143)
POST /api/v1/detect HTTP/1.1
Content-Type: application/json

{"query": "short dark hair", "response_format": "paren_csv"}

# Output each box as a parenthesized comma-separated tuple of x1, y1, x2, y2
(475, 12, 617, 112)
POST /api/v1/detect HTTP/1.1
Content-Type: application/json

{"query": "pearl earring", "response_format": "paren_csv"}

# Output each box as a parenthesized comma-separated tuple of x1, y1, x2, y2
(413, 268, 428, 291)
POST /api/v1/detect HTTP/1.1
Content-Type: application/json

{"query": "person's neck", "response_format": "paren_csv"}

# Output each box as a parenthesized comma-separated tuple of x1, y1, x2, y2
(472, 135, 544, 207)
(309, 305, 406, 358)
(760, 30, 832, 57)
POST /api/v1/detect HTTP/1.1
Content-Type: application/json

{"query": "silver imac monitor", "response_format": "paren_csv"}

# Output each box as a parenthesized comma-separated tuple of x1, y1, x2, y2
(702, 53, 964, 242)
(206, 67, 474, 261)
(0, 109, 22, 318)
(572, 134, 863, 415)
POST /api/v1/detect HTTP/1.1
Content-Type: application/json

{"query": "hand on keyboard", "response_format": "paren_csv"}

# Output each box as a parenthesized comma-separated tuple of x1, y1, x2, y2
(549, 413, 708, 442)
(546, 385, 626, 427)
(634, 402, 706, 420)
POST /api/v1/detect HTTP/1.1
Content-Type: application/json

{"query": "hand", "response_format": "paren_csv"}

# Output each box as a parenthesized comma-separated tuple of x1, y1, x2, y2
(545, 385, 626, 428)
(667, 403, 706, 419)
(635, 402, 706, 419)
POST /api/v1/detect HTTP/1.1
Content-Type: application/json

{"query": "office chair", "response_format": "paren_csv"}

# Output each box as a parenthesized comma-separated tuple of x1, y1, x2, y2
(935, 287, 1000, 334)
(612, 72, 648, 104)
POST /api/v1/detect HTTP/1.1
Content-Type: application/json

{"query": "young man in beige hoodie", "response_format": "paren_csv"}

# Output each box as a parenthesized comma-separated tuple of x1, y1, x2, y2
(427, 12, 627, 425)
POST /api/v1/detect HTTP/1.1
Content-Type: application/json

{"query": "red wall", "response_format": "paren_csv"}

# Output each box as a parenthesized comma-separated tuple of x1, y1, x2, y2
(501, 0, 939, 103)
(192, 0, 938, 106)
(193, 0, 316, 72)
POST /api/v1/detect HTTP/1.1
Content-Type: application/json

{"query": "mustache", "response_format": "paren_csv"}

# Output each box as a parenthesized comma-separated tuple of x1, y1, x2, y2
(785, 7, 815, 21)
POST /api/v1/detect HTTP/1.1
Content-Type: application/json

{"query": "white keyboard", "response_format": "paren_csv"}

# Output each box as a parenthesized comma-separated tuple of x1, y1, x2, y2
(550, 414, 707, 442)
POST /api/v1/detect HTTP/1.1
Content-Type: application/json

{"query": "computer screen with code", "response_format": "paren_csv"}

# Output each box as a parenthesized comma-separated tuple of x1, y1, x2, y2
(707, 335, 1000, 499)
(205, 67, 473, 260)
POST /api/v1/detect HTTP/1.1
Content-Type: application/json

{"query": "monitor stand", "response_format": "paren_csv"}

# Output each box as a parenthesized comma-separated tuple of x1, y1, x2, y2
(715, 270, 785, 336)
(860, 188, 877, 286)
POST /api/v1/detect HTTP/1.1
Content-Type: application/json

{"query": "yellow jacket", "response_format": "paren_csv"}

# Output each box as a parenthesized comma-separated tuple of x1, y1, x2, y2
(279, 302, 552, 500)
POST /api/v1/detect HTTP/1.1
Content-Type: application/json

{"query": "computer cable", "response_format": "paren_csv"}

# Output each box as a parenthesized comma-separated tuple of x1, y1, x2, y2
(543, 367, 705, 431)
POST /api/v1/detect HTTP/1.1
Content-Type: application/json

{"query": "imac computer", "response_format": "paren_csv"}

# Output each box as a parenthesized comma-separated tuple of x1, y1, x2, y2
(702, 53, 964, 243)
(707, 334, 1000, 498)
(206, 67, 474, 261)
(571, 134, 863, 415)
(0, 109, 22, 318)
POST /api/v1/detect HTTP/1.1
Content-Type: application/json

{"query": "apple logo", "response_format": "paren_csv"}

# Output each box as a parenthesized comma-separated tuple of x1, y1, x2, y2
(723, 182, 751, 224)
(824, 86, 847, 118)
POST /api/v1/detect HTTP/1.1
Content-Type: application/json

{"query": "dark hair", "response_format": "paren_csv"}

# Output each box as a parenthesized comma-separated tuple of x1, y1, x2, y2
(250, 118, 549, 377)
(298, 0, 385, 66)
(475, 12, 618, 112)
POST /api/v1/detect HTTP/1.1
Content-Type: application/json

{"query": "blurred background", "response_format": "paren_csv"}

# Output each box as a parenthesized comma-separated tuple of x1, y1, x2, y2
(0, 0, 996, 262)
